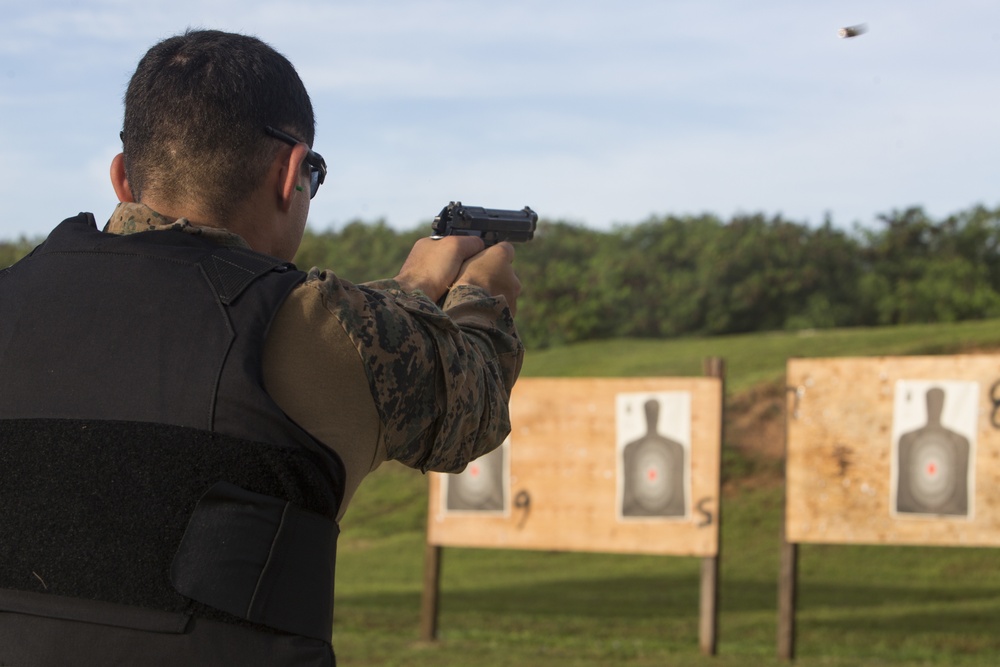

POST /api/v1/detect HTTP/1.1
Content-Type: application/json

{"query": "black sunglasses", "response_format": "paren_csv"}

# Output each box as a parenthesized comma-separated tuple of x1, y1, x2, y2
(264, 126, 327, 199)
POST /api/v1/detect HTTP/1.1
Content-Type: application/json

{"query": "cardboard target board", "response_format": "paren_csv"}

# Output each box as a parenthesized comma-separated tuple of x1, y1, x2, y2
(427, 377, 723, 557)
(786, 355, 1000, 547)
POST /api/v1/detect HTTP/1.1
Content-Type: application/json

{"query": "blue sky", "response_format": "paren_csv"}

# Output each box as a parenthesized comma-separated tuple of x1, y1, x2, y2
(1, 1, 998, 240)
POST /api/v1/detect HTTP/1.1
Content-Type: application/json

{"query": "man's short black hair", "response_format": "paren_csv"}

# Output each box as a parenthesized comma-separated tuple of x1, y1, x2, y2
(121, 29, 316, 221)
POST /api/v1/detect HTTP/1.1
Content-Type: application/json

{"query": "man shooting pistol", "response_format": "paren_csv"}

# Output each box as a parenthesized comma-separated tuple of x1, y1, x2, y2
(431, 201, 537, 246)
(0, 30, 527, 666)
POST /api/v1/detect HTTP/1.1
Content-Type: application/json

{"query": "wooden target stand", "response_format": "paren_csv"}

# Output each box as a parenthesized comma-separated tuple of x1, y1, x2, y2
(779, 355, 1000, 659)
(420, 359, 725, 655)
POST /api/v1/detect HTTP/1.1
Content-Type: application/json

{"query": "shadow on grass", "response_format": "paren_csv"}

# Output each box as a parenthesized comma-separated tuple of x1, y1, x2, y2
(808, 607, 1000, 637)
(338, 571, 1000, 621)
(799, 582, 1000, 611)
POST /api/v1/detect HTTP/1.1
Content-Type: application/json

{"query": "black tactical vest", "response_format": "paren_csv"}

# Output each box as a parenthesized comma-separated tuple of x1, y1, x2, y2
(0, 214, 346, 665)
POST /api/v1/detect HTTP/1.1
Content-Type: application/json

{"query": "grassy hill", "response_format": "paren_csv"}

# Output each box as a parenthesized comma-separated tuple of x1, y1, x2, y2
(334, 320, 1000, 666)
(521, 318, 1000, 391)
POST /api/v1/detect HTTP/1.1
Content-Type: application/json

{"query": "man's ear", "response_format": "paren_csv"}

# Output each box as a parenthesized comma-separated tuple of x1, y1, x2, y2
(110, 153, 134, 203)
(277, 143, 310, 213)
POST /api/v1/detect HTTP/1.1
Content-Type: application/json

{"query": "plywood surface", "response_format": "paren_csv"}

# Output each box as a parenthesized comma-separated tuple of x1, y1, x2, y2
(786, 355, 1000, 547)
(427, 377, 722, 557)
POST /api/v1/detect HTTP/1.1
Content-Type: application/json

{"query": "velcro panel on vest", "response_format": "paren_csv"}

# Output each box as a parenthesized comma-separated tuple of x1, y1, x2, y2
(171, 481, 338, 642)
(0, 418, 341, 637)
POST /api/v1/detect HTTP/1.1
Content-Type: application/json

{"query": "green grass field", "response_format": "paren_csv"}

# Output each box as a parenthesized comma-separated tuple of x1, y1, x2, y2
(333, 320, 1000, 666)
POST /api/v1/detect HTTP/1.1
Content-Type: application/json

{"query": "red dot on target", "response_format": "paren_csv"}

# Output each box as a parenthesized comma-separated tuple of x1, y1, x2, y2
(470, 464, 480, 477)
(647, 468, 658, 482)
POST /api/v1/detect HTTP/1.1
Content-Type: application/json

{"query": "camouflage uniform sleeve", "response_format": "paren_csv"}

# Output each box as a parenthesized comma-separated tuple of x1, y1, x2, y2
(310, 272, 524, 473)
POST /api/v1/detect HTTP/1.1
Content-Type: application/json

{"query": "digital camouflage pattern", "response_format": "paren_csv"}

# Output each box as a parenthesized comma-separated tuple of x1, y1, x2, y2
(106, 202, 523, 476)
(320, 277, 523, 472)
(106, 202, 253, 249)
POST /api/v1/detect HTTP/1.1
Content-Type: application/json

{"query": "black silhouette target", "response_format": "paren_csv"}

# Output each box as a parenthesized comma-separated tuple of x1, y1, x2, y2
(619, 393, 689, 519)
(893, 383, 974, 518)
(445, 442, 506, 513)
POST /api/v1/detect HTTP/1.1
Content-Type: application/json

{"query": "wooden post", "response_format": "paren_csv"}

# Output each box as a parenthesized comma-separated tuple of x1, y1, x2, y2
(419, 542, 442, 641)
(699, 555, 720, 656)
(777, 371, 797, 660)
(777, 533, 798, 660)
(699, 357, 724, 656)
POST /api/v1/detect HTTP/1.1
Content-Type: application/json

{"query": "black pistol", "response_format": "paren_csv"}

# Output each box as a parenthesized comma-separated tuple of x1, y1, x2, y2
(431, 202, 537, 246)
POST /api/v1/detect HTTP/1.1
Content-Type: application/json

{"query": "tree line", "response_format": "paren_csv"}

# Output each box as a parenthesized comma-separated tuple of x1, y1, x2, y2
(5, 204, 1000, 349)
(296, 204, 1000, 348)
